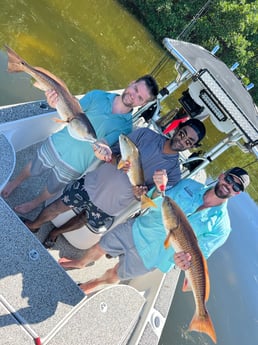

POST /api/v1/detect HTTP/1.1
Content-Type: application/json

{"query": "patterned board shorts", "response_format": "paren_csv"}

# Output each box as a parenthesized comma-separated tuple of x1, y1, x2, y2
(61, 177, 114, 233)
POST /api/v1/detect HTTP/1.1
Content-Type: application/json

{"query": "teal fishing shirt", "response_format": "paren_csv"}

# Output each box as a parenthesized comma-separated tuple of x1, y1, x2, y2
(51, 90, 133, 173)
(132, 178, 231, 273)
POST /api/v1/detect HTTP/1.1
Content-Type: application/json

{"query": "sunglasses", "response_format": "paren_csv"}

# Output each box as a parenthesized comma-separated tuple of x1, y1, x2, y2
(224, 174, 243, 192)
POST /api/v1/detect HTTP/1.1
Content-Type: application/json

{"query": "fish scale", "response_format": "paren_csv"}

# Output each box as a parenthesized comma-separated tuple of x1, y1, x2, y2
(5, 45, 97, 143)
(118, 134, 157, 209)
(162, 195, 217, 343)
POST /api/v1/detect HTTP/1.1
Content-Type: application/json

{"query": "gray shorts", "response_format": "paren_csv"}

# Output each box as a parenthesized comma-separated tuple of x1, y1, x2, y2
(30, 155, 67, 194)
(99, 219, 150, 280)
(30, 139, 81, 194)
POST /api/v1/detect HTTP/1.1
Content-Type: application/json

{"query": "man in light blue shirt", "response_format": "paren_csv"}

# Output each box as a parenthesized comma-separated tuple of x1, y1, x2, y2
(2, 75, 159, 213)
(59, 166, 250, 294)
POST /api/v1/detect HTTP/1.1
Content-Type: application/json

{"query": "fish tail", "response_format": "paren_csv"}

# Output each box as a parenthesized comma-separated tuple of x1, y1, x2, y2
(5, 45, 27, 73)
(140, 195, 157, 209)
(189, 311, 217, 343)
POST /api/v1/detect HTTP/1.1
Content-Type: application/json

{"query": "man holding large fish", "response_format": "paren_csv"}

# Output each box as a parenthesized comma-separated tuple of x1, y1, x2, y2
(58, 166, 249, 342)
(2, 47, 159, 213)
(22, 118, 206, 248)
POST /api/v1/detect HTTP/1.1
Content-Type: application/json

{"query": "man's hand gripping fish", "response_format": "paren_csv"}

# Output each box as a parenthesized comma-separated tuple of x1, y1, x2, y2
(162, 195, 217, 343)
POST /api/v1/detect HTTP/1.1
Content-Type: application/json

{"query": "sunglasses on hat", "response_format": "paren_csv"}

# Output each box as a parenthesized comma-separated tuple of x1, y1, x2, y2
(224, 174, 243, 192)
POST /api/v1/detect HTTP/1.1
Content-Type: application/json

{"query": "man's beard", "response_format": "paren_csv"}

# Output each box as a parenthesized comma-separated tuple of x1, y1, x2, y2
(214, 182, 230, 199)
(169, 137, 184, 152)
(121, 92, 133, 108)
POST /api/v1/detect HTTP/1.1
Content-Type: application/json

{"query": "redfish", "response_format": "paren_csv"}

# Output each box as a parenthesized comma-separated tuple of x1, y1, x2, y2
(117, 134, 156, 209)
(162, 195, 217, 343)
(5, 45, 97, 143)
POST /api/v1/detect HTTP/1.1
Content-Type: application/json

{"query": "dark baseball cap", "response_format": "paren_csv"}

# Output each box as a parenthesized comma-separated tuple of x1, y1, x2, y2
(226, 167, 250, 191)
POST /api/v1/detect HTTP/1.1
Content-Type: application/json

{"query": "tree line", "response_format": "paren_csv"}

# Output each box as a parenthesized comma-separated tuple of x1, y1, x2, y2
(118, 0, 257, 104)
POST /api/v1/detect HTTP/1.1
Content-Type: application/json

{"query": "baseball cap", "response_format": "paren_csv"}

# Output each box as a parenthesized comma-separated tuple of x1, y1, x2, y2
(226, 167, 250, 191)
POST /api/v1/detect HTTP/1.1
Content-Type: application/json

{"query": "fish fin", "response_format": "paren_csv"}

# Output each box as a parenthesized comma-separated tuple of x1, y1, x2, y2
(189, 311, 217, 343)
(52, 117, 67, 123)
(33, 80, 48, 91)
(117, 159, 127, 170)
(140, 195, 157, 209)
(202, 254, 210, 302)
(163, 233, 171, 249)
(73, 113, 97, 139)
(182, 277, 192, 292)
(34, 66, 70, 91)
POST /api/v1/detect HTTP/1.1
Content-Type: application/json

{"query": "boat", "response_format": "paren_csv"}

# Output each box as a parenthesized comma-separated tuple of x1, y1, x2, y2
(0, 39, 257, 345)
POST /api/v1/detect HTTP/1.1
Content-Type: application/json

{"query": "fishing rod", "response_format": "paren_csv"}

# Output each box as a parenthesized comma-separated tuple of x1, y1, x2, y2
(242, 159, 258, 169)
(150, 0, 213, 77)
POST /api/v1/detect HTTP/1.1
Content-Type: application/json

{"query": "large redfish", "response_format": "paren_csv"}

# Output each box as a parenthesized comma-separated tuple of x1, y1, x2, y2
(162, 195, 217, 343)
(117, 134, 156, 209)
(5, 45, 97, 143)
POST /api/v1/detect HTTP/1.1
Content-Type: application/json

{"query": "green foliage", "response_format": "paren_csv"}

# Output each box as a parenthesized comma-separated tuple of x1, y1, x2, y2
(118, 0, 258, 103)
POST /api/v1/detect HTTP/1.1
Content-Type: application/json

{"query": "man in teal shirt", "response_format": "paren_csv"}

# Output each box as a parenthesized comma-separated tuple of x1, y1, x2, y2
(2, 75, 158, 213)
(59, 166, 250, 294)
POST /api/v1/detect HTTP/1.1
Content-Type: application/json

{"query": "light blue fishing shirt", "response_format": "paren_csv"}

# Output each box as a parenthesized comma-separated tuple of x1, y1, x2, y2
(132, 178, 231, 273)
(51, 90, 132, 173)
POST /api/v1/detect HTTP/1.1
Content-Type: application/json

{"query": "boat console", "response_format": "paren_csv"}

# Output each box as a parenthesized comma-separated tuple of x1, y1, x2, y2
(133, 39, 258, 179)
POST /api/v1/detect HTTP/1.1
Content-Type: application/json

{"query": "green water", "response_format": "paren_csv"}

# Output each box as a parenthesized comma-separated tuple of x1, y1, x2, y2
(0, 0, 176, 95)
(1, 1, 256, 199)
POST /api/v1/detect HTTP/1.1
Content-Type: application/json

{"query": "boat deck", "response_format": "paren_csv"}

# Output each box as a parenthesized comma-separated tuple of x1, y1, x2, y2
(0, 100, 181, 345)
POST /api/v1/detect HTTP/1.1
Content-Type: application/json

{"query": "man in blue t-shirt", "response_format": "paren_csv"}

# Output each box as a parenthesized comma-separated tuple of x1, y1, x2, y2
(58, 166, 250, 294)
(2, 75, 158, 213)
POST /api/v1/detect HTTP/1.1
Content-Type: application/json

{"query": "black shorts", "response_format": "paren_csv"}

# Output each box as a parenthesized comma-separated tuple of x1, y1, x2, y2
(62, 177, 114, 232)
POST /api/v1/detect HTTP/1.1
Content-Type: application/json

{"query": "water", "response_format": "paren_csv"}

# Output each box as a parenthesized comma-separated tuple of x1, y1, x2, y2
(0, 0, 176, 103)
(0, 2, 257, 344)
